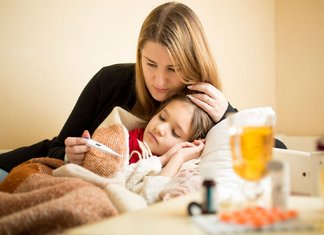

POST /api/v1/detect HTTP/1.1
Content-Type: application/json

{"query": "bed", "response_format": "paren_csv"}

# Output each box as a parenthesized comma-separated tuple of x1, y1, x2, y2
(0, 106, 322, 234)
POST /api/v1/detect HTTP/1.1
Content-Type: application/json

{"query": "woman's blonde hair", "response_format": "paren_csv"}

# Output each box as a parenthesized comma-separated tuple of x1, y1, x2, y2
(135, 1, 221, 119)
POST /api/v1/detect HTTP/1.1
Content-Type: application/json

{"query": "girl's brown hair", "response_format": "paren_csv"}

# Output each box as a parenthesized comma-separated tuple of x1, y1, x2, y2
(158, 93, 214, 141)
(135, 2, 221, 120)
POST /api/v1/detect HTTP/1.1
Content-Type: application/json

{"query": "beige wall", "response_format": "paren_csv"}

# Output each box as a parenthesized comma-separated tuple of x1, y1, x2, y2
(275, 0, 324, 136)
(1, 0, 319, 149)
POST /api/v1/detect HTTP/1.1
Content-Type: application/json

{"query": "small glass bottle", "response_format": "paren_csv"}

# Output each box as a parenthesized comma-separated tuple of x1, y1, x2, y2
(201, 178, 217, 214)
(200, 163, 218, 214)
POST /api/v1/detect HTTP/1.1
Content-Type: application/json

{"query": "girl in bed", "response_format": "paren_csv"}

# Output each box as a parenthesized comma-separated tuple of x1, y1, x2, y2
(128, 93, 214, 177)
(80, 93, 214, 204)
(80, 92, 214, 178)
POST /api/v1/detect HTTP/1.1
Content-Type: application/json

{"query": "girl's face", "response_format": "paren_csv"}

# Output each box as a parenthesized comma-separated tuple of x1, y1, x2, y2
(143, 99, 194, 156)
(141, 41, 186, 102)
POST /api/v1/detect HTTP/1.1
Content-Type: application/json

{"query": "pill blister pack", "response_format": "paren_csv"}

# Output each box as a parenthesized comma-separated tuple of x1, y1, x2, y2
(191, 215, 314, 234)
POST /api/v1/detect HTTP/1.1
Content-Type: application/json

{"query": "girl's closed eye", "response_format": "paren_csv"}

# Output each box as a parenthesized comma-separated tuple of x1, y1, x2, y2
(159, 114, 166, 121)
(172, 129, 180, 138)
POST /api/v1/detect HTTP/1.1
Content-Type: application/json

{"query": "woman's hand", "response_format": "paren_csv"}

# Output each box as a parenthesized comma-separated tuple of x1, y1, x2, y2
(187, 82, 228, 123)
(159, 140, 205, 177)
(64, 130, 91, 165)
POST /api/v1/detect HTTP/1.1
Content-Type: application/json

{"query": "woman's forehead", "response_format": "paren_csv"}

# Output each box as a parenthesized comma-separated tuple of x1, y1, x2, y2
(141, 41, 173, 65)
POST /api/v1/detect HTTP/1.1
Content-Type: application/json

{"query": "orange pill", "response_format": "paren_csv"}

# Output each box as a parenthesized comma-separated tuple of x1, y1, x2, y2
(247, 217, 269, 229)
(286, 209, 298, 219)
(219, 212, 231, 222)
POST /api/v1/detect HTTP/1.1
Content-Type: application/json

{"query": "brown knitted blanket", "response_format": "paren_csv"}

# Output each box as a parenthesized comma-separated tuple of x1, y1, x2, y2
(0, 158, 118, 235)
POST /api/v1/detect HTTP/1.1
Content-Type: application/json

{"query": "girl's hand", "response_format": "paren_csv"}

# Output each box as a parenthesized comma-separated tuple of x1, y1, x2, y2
(64, 130, 91, 165)
(187, 82, 228, 123)
(159, 140, 204, 166)
(159, 140, 205, 177)
(159, 142, 183, 166)
(174, 140, 205, 163)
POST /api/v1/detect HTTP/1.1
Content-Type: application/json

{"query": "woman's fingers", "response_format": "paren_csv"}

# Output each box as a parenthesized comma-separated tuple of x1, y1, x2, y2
(187, 82, 228, 122)
(64, 131, 91, 164)
(188, 82, 221, 99)
(82, 130, 91, 139)
(65, 143, 89, 155)
(64, 136, 87, 147)
(65, 144, 89, 165)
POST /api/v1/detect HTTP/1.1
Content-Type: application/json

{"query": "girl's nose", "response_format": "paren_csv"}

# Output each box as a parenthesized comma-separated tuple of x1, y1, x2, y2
(155, 124, 166, 136)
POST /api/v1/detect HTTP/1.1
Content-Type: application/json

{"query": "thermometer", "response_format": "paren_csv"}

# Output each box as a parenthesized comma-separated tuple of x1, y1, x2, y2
(85, 138, 122, 158)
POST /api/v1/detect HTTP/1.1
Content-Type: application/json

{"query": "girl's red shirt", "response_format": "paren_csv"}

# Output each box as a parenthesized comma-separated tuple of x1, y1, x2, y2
(128, 128, 145, 164)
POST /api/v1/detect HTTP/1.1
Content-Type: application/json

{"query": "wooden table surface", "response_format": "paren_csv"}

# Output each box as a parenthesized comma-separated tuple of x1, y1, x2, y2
(64, 191, 324, 235)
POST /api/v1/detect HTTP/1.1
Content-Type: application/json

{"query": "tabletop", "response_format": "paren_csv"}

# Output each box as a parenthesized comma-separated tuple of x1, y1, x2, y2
(64, 191, 324, 235)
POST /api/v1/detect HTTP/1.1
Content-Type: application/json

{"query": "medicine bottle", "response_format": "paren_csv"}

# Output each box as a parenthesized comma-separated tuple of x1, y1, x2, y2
(200, 162, 218, 214)
(201, 178, 217, 214)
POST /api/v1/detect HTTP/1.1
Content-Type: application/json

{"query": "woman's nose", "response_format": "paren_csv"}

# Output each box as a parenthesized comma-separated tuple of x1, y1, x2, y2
(155, 69, 168, 86)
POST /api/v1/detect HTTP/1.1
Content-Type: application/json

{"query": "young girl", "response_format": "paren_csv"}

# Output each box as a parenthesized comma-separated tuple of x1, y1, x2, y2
(128, 93, 214, 177)
(117, 93, 214, 204)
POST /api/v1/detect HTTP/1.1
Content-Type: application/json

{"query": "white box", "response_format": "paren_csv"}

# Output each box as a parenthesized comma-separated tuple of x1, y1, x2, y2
(273, 144, 324, 196)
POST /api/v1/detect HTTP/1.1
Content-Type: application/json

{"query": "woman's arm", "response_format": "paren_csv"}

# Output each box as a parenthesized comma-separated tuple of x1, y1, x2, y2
(48, 64, 137, 160)
(0, 65, 137, 171)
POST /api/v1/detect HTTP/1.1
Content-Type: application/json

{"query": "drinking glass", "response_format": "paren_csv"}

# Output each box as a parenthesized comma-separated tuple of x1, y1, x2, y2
(229, 108, 275, 203)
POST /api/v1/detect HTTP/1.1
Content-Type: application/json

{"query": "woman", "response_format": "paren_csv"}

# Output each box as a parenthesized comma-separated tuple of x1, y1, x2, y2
(0, 2, 236, 172)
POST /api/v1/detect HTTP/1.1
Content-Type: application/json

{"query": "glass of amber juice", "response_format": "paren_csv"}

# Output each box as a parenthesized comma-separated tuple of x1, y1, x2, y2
(229, 109, 275, 203)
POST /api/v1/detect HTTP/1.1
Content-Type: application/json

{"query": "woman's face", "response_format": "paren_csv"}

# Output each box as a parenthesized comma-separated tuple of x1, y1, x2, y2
(141, 41, 185, 102)
(143, 99, 194, 156)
